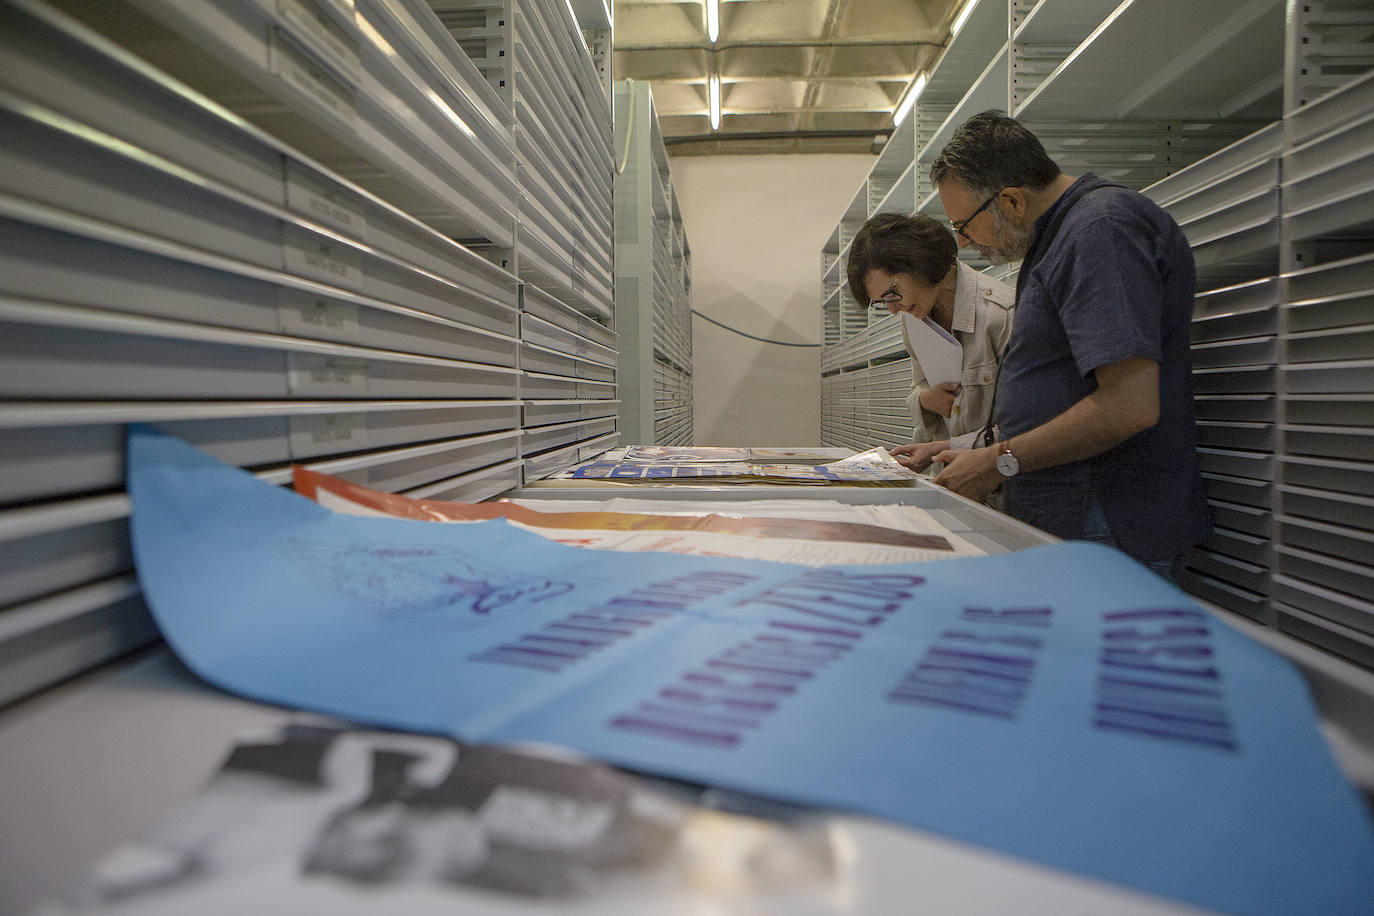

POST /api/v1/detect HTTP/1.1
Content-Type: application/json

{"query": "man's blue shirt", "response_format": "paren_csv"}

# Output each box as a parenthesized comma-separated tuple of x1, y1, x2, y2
(996, 174, 1211, 561)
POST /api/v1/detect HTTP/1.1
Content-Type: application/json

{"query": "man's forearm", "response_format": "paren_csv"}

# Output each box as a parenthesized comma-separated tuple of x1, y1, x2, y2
(931, 357, 1159, 500)
(998, 357, 1159, 473)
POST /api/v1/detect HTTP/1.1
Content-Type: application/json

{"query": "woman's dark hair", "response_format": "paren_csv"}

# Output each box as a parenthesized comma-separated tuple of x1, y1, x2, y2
(846, 212, 958, 303)
(929, 109, 1060, 197)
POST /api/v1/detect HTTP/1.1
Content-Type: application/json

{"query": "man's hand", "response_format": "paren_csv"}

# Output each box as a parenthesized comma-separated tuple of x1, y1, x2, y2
(889, 440, 950, 472)
(932, 447, 1001, 502)
(918, 382, 960, 419)
(920, 356, 1161, 504)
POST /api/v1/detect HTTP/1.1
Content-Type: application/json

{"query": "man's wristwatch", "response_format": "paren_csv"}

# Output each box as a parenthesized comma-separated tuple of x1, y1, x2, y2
(996, 441, 1020, 478)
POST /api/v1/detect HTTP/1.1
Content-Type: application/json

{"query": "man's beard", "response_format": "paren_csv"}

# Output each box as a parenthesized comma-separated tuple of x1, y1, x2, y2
(975, 208, 1034, 266)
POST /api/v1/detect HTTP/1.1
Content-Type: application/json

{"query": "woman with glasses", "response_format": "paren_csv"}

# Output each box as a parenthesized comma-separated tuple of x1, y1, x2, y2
(846, 212, 1014, 463)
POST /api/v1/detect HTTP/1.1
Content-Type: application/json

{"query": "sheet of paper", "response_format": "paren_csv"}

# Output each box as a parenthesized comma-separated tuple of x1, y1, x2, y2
(902, 314, 965, 439)
(902, 313, 962, 387)
(125, 428, 1374, 916)
(623, 446, 752, 462)
(40, 720, 838, 914)
(506, 499, 986, 549)
(505, 497, 885, 518)
(508, 497, 963, 536)
(565, 456, 919, 484)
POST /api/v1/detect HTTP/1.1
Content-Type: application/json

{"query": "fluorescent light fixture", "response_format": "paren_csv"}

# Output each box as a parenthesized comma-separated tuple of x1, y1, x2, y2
(706, 0, 719, 43)
(709, 73, 721, 129)
(892, 73, 926, 126)
(950, 0, 977, 38)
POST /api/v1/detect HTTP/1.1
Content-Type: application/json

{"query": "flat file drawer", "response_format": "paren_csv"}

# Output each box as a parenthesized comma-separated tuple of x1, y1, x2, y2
(1193, 395, 1275, 423)
(521, 281, 616, 343)
(0, 105, 520, 345)
(1198, 527, 1269, 566)
(1278, 548, 1374, 612)
(0, 1, 519, 313)
(1284, 360, 1374, 394)
(0, 421, 520, 606)
(0, 496, 134, 611)
(523, 399, 619, 428)
(0, 211, 518, 369)
(1281, 484, 1374, 535)
(1200, 472, 1272, 509)
(48, 0, 518, 245)
(521, 436, 604, 483)
(521, 418, 616, 456)
(0, 300, 520, 401)
(520, 372, 579, 400)
(0, 401, 519, 504)
(520, 341, 580, 378)
(1281, 455, 1374, 498)
(402, 459, 523, 504)
(311, 429, 521, 493)
(1283, 105, 1374, 241)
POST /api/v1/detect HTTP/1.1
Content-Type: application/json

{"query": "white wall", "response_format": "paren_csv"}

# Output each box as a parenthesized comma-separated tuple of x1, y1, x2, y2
(669, 153, 875, 446)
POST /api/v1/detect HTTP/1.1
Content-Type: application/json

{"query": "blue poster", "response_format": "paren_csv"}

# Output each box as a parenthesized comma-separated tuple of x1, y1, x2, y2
(126, 428, 1374, 914)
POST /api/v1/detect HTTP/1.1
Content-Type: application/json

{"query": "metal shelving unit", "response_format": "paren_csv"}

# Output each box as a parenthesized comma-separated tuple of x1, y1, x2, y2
(429, 0, 614, 320)
(426, 0, 618, 481)
(1137, 60, 1374, 668)
(48, 0, 520, 245)
(0, 0, 616, 706)
(613, 79, 693, 446)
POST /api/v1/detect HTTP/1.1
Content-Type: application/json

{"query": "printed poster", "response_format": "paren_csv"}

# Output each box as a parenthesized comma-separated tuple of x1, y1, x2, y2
(125, 428, 1374, 916)
(292, 467, 983, 563)
(39, 720, 836, 914)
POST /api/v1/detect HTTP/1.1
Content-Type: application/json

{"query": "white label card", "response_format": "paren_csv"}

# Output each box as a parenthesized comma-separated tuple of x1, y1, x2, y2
(285, 163, 367, 239)
(268, 29, 357, 124)
(276, 0, 363, 85)
(282, 225, 364, 291)
(288, 354, 371, 395)
(277, 289, 361, 341)
(289, 412, 368, 456)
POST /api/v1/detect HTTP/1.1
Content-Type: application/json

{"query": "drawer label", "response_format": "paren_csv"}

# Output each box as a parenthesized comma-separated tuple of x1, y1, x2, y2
(285, 164, 368, 238)
(289, 412, 368, 455)
(283, 226, 364, 290)
(269, 29, 357, 124)
(277, 289, 361, 341)
(288, 354, 371, 395)
(276, 0, 363, 85)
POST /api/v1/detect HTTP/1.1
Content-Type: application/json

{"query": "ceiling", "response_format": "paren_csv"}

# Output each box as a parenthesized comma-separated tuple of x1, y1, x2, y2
(610, 0, 967, 155)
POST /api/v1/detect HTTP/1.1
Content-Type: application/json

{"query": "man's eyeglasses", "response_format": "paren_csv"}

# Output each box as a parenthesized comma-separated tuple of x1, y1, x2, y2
(950, 189, 1002, 240)
(868, 285, 903, 308)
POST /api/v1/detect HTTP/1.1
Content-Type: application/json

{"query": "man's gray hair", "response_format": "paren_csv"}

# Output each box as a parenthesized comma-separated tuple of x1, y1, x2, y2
(930, 110, 1061, 196)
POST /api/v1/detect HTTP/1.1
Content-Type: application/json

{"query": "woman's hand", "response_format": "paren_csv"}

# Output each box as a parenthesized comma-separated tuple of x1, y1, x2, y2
(889, 440, 951, 472)
(918, 382, 960, 418)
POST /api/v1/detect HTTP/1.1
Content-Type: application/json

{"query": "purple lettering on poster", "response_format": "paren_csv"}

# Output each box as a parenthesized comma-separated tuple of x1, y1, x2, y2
(885, 607, 1053, 721)
(1091, 608, 1238, 752)
(470, 570, 760, 673)
(608, 626, 861, 748)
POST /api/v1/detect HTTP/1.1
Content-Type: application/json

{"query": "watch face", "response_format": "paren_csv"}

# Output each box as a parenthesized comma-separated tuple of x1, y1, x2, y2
(996, 451, 1019, 477)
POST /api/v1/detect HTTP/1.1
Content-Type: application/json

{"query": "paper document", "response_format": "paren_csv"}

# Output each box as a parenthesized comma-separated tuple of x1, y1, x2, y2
(123, 428, 1374, 916)
(561, 447, 921, 485)
(901, 313, 962, 386)
(622, 446, 751, 462)
(621, 447, 835, 465)
(40, 720, 837, 913)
